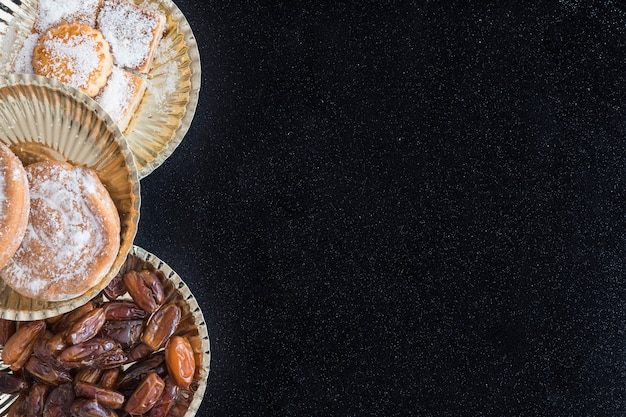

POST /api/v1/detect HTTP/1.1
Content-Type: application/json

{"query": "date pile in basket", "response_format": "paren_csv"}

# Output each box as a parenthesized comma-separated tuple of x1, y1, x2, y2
(0, 264, 200, 417)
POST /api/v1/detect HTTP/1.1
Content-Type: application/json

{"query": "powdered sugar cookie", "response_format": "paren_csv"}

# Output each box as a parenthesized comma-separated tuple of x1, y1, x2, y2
(32, 22, 113, 97)
(97, 0, 165, 73)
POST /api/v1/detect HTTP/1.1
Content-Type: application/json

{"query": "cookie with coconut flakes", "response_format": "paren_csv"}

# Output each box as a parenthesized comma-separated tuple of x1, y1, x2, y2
(97, 0, 165, 73)
(32, 22, 113, 98)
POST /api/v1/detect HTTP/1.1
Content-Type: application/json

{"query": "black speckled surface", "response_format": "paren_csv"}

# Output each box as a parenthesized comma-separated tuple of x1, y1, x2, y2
(135, 1, 626, 415)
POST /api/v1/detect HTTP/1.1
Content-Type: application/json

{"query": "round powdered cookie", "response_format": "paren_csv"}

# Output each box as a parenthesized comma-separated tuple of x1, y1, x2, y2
(32, 22, 113, 97)
(0, 143, 29, 270)
(0, 161, 121, 301)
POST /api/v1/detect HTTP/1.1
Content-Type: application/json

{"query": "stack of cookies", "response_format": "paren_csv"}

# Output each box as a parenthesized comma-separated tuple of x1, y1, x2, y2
(12, 0, 166, 132)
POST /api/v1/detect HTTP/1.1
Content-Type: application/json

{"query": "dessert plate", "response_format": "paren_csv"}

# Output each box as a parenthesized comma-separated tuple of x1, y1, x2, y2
(0, 0, 201, 178)
(0, 74, 141, 321)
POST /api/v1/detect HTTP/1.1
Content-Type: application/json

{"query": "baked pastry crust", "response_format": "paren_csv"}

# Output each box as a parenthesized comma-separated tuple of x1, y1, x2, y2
(0, 160, 121, 301)
(0, 143, 29, 271)
(32, 22, 113, 97)
(97, 0, 165, 73)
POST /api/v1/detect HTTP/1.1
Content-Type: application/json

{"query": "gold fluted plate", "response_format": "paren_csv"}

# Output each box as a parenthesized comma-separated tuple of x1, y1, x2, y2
(0, 245, 211, 417)
(0, 0, 201, 178)
(0, 74, 141, 320)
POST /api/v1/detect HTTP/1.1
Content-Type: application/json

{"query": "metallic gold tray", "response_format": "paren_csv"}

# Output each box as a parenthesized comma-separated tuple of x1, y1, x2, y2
(0, 74, 141, 321)
(0, 0, 202, 179)
(0, 245, 211, 417)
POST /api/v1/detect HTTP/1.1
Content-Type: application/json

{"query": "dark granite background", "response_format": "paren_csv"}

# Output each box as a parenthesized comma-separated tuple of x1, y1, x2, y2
(134, 1, 626, 416)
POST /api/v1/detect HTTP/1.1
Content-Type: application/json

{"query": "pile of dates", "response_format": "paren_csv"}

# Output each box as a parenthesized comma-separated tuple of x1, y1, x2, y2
(0, 260, 201, 417)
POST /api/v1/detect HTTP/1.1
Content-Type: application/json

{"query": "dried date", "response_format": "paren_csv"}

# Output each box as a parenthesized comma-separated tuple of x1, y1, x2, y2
(103, 302, 146, 321)
(46, 332, 69, 354)
(103, 273, 126, 301)
(0, 318, 16, 345)
(75, 369, 103, 384)
(99, 368, 120, 389)
(127, 342, 154, 362)
(44, 383, 75, 417)
(25, 383, 48, 417)
(53, 302, 96, 334)
(25, 356, 72, 386)
(7, 392, 26, 417)
(74, 381, 125, 409)
(99, 320, 143, 349)
(66, 308, 106, 345)
(164, 336, 195, 389)
(124, 372, 165, 415)
(141, 304, 180, 351)
(33, 332, 66, 370)
(148, 377, 178, 417)
(2, 320, 46, 370)
(59, 338, 127, 369)
(70, 399, 117, 417)
(117, 353, 164, 391)
(123, 270, 164, 313)
(0, 371, 28, 394)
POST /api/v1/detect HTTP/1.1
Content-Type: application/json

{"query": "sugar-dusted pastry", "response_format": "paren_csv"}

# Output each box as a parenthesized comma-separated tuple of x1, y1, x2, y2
(32, 22, 113, 97)
(97, 0, 165, 73)
(0, 161, 121, 301)
(34, 0, 101, 34)
(0, 143, 29, 271)
(95, 65, 147, 132)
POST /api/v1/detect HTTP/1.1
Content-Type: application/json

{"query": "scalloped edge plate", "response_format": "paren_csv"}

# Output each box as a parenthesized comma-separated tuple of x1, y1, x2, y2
(0, 74, 141, 320)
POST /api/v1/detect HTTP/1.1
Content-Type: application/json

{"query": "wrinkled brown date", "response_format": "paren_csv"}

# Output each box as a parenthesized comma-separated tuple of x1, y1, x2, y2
(53, 302, 96, 334)
(25, 383, 48, 417)
(123, 270, 164, 313)
(127, 342, 154, 362)
(33, 332, 67, 370)
(25, 356, 72, 386)
(70, 399, 117, 417)
(2, 320, 46, 371)
(103, 302, 146, 321)
(67, 308, 106, 345)
(0, 318, 16, 345)
(7, 392, 26, 417)
(44, 383, 75, 417)
(117, 353, 165, 391)
(103, 273, 127, 301)
(59, 337, 127, 369)
(164, 336, 195, 389)
(46, 332, 69, 354)
(74, 381, 125, 409)
(148, 377, 178, 417)
(99, 368, 120, 390)
(0, 371, 28, 394)
(99, 320, 143, 349)
(75, 368, 103, 384)
(141, 304, 181, 351)
(124, 372, 165, 415)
